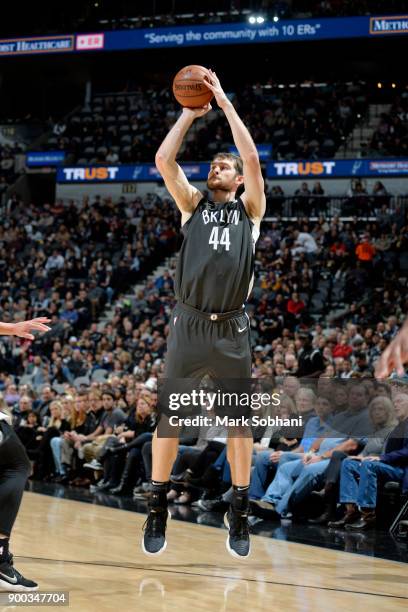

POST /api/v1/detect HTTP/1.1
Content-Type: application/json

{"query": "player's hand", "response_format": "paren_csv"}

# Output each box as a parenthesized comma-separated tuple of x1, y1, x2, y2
(11, 317, 51, 340)
(375, 319, 408, 378)
(205, 69, 230, 109)
(182, 104, 212, 120)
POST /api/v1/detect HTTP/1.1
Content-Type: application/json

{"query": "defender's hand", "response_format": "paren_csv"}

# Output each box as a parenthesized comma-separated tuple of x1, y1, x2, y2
(182, 104, 212, 120)
(12, 317, 51, 340)
(205, 70, 230, 110)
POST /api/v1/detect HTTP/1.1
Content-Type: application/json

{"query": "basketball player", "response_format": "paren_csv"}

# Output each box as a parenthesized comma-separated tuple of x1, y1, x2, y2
(0, 317, 51, 591)
(142, 70, 265, 558)
(375, 316, 408, 378)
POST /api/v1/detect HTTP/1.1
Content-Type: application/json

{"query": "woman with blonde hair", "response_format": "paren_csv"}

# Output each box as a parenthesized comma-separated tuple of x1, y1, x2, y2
(34, 400, 70, 480)
(50, 395, 75, 477)
(56, 393, 97, 483)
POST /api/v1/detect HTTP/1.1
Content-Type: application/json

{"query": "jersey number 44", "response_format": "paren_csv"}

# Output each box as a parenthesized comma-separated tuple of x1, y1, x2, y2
(209, 227, 231, 251)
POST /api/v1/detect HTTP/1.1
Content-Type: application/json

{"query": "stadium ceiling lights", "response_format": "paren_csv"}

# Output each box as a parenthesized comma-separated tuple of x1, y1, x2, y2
(248, 15, 265, 24)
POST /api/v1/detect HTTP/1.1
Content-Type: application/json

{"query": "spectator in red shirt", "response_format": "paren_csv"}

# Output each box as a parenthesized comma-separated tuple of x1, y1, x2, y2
(332, 334, 353, 359)
(330, 241, 347, 256)
(287, 292, 306, 319)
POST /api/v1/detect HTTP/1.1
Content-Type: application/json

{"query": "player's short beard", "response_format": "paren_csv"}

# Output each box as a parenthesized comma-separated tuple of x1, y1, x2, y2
(207, 178, 230, 192)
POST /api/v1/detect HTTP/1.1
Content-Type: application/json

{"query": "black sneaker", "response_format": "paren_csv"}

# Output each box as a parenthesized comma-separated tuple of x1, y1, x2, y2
(142, 509, 171, 556)
(0, 553, 38, 592)
(224, 507, 251, 559)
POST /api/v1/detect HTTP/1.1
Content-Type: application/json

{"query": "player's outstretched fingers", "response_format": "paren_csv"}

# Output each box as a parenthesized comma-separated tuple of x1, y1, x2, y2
(28, 323, 51, 332)
(31, 317, 52, 324)
(18, 333, 35, 340)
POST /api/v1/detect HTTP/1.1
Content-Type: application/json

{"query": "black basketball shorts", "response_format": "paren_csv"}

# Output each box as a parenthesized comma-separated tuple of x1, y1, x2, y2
(164, 301, 252, 380)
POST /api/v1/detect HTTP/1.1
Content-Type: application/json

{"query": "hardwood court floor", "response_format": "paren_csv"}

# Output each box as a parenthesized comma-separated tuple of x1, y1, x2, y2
(8, 492, 408, 612)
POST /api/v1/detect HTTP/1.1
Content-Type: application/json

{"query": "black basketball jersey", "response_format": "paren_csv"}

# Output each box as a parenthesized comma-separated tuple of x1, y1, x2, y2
(174, 197, 260, 312)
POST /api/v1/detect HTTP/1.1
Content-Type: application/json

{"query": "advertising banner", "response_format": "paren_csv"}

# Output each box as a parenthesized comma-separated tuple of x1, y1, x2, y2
(26, 151, 66, 167)
(1, 16, 408, 57)
(56, 158, 408, 183)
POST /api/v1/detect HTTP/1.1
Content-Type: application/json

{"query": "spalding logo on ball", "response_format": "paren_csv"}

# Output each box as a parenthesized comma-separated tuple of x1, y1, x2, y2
(172, 65, 214, 108)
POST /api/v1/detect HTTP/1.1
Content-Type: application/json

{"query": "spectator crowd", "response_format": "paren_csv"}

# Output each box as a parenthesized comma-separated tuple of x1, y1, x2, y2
(0, 189, 407, 539)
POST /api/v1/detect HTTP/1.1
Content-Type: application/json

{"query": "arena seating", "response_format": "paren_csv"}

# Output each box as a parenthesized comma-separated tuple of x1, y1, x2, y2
(42, 82, 368, 164)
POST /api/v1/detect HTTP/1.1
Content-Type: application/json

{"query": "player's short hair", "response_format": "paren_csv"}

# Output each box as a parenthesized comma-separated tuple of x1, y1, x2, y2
(212, 152, 243, 175)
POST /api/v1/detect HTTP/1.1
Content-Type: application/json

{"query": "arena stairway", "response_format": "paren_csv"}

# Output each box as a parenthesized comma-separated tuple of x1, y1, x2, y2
(335, 103, 392, 158)
(97, 255, 177, 329)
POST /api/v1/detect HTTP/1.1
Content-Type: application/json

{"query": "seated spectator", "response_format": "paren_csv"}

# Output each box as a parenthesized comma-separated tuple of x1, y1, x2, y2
(296, 333, 325, 378)
(328, 392, 408, 531)
(15, 411, 40, 460)
(251, 433, 350, 517)
(12, 395, 33, 428)
(97, 393, 156, 495)
(310, 395, 397, 524)
(33, 386, 55, 425)
(291, 229, 318, 258)
(64, 349, 87, 382)
(249, 395, 332, 502)
(286, 292, 306, 323)
(57, 393, 97, 482)
(32, 400, 71, 479)
(332, 334, 353, 359)
(80, 390, 126, 467)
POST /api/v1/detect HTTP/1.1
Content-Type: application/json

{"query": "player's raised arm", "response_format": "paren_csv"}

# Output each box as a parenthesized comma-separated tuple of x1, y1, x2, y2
(155, 106, 210, 222)
(205, 70, 266, 222)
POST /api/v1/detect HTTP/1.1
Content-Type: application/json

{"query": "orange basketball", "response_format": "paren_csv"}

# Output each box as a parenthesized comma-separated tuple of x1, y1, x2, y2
(172, 65, 214, 108)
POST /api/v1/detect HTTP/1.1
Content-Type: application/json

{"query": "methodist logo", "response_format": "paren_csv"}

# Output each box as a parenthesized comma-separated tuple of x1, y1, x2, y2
(370, 16, 408, 34)
(62, 167, 119, 181)
(272, 161, 336, 176)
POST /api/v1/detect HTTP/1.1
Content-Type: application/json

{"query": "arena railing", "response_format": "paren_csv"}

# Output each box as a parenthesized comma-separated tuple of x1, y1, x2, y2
(265, 194, 408, 220)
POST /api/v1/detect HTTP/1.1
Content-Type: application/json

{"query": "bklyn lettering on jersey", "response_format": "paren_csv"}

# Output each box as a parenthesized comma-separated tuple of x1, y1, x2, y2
(201, 208, 240, 226)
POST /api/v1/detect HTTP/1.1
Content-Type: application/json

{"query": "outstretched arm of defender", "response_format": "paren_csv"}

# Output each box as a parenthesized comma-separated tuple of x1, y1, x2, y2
(0, 318, 51, 340)
(155, 106, 210, 218)
(205, 70, 266, 221)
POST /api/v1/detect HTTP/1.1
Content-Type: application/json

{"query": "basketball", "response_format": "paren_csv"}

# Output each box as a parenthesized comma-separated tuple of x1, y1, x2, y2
(172, 64, 214, 108)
